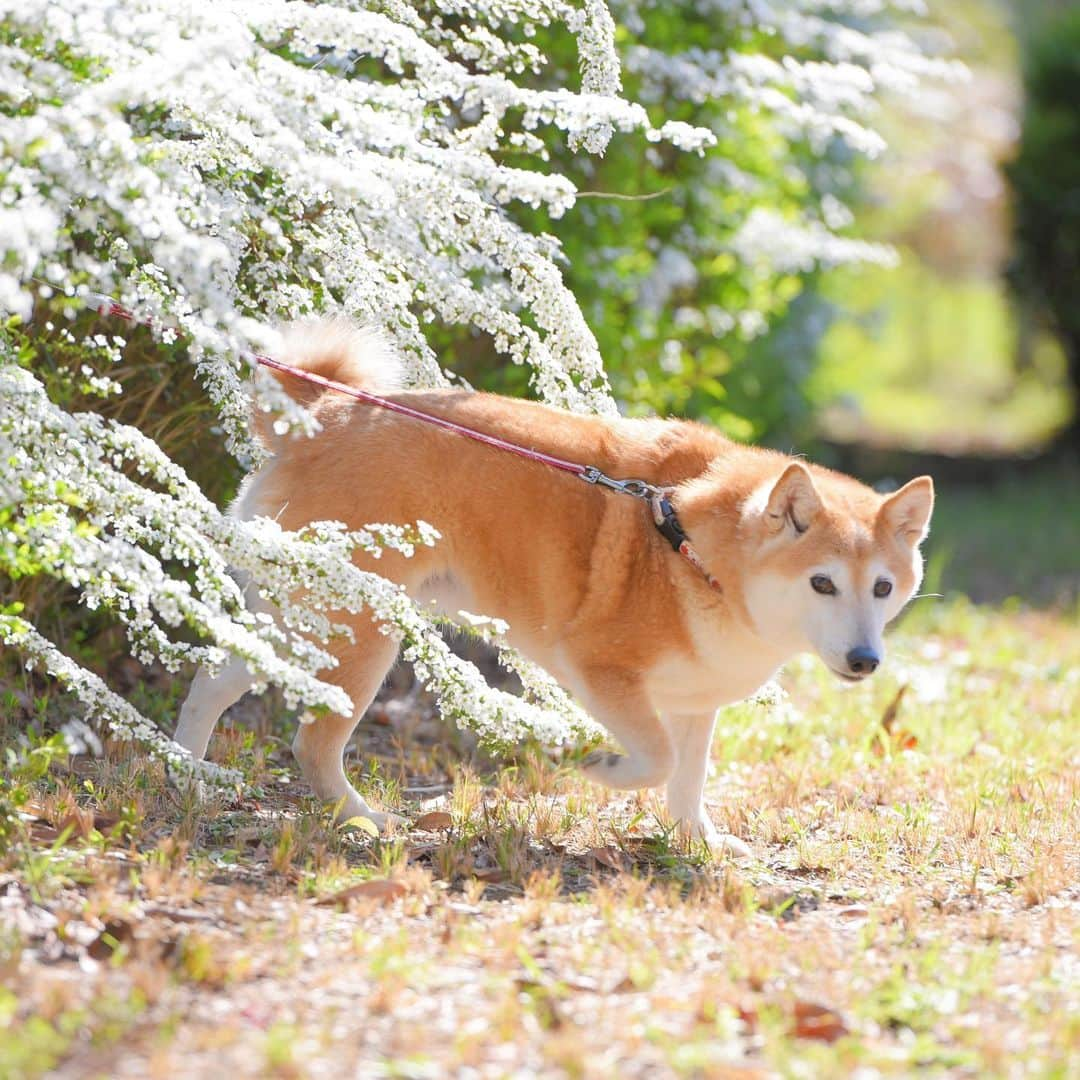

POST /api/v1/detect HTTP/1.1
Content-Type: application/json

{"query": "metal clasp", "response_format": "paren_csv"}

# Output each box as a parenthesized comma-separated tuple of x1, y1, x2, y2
(579, 467, 662, 501)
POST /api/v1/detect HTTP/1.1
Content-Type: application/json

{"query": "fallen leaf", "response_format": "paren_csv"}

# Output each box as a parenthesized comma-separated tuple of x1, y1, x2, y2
(340, 815, 380, 838)
(736, 1004, 759, 1032)
(836, 904, 869, 919)
(895, 729, 919, 751)
(29, 823, 62, 845)
(92, 811, 120, 834)
(87, 917, 135, 960)
(317, 879, 407, 906)
(415, 811, 453, 831)
(588, 846, 630, 873)
(879, 684, 908, 734)
(472, 868, 507, 883)
(791, 1000, 849, 1042)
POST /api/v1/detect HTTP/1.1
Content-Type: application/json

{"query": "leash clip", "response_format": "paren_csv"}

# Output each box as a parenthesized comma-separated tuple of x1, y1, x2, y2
(580, 466, 661, 501)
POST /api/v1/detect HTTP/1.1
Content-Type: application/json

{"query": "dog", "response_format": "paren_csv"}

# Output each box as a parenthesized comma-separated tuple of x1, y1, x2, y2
(175, 321, 933, 855)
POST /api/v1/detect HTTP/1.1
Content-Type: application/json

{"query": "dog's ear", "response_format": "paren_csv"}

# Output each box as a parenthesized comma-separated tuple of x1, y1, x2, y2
(765, 462, 822, 535)
(879, 476, 934, 545)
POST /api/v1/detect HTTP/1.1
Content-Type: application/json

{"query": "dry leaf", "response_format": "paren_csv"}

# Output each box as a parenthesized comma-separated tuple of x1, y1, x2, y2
(30, 823, 62, 845)
(87, 917, 135, 960)
(791, 1000, 849, 1042)
(588, 846, 630, 873)
(340, 815, 380, 838)
(415, 811, 453, 831)
(895, 730, 918, 751)
(836, 904, 869, 919)
(879, 684, 908, 734)
(317, 879, 407, 906)
(92, 811, 120, 834)
(736, 1004, 759, 1032)
(472, 868, 507, 883)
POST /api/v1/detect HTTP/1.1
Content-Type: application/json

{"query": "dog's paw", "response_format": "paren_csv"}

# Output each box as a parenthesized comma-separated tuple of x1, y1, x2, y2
(677, 815, 751, 860)
(334, 797, 407, 835)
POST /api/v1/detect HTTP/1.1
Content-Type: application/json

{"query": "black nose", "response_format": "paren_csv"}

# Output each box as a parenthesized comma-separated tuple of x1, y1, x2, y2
(846, 646, 880, 675)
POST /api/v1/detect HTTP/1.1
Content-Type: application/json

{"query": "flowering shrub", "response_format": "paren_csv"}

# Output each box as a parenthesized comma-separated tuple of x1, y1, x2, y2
(500, 1, 961, 439)
(1, 1, 945, 776)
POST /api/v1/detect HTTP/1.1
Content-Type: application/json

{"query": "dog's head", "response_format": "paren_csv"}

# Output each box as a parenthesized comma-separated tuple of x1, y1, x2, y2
(735, 463, 934, 681)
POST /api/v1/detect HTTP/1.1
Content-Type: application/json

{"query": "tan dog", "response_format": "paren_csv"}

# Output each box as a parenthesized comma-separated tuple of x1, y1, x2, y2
(176, 321, 933, 854)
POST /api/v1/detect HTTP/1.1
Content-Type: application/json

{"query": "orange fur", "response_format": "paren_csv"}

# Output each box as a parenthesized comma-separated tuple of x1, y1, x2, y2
(177, 322, 934, 852)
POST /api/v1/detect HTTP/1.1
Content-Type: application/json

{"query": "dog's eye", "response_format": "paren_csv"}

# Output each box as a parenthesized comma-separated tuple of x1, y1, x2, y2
(810, 574, 836, 596)
(873, 579, 893, 598)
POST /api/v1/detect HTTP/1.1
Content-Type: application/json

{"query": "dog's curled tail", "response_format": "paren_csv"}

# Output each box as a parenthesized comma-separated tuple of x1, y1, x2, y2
(252, 317, 403, 445)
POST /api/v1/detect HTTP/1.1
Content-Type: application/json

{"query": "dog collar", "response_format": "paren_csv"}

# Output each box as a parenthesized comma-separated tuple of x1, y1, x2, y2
(649, 494, 723, 594)
(579, 469, 721, 593)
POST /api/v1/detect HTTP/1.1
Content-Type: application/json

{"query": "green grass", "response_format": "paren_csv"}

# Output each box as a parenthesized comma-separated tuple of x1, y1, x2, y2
(1, 472, 1078, 1079)
(924, 462, 1080, 608)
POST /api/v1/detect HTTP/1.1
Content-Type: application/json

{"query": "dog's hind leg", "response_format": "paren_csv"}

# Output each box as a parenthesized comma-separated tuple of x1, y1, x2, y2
(175, 657, 254, 760)
(291, 624, 401, 830)
(663, 710, 750, 858)
(174, 577, 271, 761)
(580, 670, 676, 791)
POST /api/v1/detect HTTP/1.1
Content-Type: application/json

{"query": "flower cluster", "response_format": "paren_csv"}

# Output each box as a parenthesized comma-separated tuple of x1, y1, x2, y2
(0, 614, 242, 787)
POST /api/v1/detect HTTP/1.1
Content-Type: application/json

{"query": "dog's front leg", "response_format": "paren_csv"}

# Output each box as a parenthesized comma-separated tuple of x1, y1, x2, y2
(663, 710, 751, 859)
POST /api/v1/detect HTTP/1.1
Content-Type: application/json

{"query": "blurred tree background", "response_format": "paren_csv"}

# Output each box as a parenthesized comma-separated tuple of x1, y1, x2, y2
(440, 0, 918, 444)
(1007, 0, 1080, 452)
(810, 0, 1076, 457)
(449, 0, 1079, 461)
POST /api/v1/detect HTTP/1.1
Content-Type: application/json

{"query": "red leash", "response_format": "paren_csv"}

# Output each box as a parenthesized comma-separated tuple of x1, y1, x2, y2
(255, 351, 595, 482)
(86, 296, 722, 592)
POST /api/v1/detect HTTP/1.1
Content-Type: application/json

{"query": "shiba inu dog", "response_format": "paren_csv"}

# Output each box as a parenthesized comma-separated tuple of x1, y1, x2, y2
(175, 321, 934, 855)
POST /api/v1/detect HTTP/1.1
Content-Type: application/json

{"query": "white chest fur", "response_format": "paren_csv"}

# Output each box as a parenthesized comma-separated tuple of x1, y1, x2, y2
(645, 613, 790, 718)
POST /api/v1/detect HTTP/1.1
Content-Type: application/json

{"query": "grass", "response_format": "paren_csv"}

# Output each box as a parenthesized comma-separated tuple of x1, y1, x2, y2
(922, 461, 1080, 608)
(1, 474, 1078, 1079)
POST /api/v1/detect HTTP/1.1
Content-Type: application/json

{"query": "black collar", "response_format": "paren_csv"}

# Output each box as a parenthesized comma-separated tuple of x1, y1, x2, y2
(653, 496, 688, 552)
